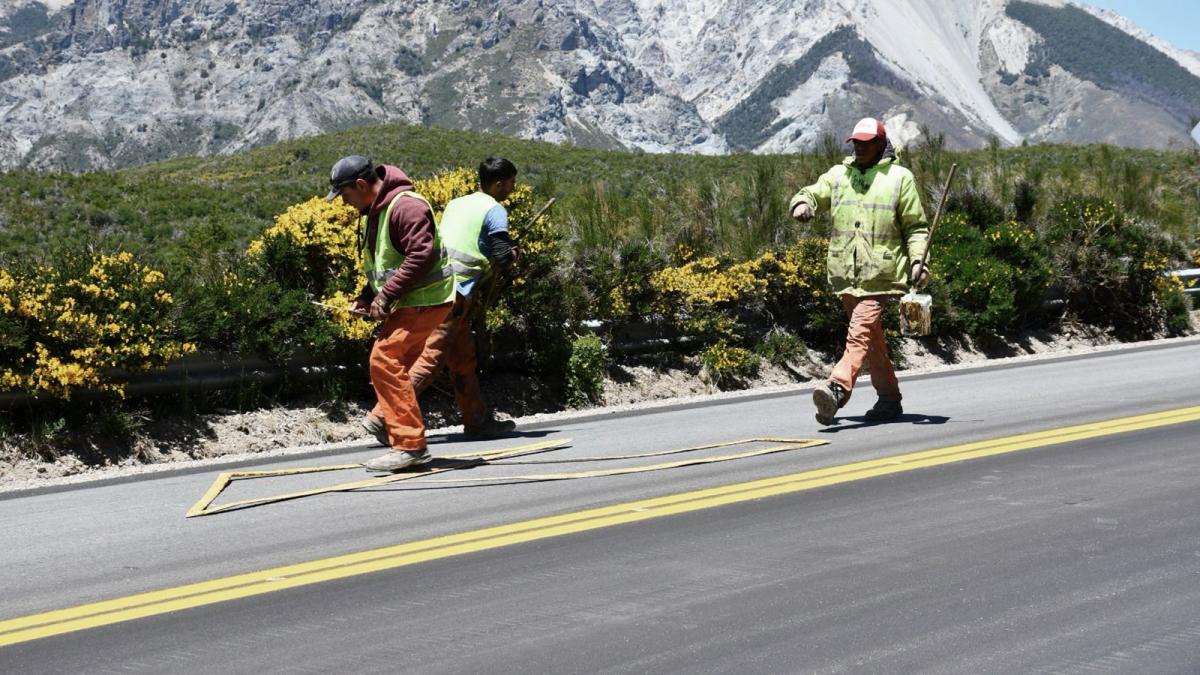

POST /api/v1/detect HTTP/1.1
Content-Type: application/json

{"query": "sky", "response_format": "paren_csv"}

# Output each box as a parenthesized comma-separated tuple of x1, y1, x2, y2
(1082, 1, 1200, 53)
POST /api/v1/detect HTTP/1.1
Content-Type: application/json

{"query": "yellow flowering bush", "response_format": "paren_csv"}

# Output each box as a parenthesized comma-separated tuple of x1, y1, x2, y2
(700, 339, 760, 389)
(0, 252, 194, 399)
(1147, 253, 1184, 293)
(225, 197, 374, 358)
(245, 197, 362, 295)
(414, 167, 478, 214)
(320, 289, 376, 341)
(650, 238, 830, 339)
(653, 256, 765, 306)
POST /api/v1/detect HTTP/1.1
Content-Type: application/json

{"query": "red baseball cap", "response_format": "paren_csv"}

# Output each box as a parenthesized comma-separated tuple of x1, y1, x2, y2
(847, 117, 887, 142)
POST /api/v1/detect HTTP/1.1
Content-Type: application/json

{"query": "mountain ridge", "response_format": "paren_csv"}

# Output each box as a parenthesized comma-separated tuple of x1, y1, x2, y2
(1, 0, 1198, 171)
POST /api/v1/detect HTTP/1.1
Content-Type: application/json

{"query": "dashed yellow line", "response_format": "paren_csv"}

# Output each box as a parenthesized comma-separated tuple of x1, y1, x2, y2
(2, 405, 1198, 648)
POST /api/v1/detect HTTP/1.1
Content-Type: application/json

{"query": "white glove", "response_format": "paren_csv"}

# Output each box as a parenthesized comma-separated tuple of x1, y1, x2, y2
(791, 202, 815, 222)
(910, 262, 930, 290)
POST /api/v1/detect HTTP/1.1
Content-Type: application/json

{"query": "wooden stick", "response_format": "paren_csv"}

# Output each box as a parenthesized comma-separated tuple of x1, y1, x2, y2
(522, 198, 557, 232)
(914, 163, 959, 285)
(311, 301, 368, 316)
(475, 197, 558, 311)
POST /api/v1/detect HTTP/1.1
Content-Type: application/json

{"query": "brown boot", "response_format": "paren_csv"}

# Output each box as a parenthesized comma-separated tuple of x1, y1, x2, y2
(812, 382, 847, 426)
(463, 416, 517, 439)
(864, 399, 903, 421)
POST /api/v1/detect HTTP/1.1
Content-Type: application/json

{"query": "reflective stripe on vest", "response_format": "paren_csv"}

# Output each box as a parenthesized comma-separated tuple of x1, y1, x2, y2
(361, 191, 455, 308)
(437, 191, 497, 283)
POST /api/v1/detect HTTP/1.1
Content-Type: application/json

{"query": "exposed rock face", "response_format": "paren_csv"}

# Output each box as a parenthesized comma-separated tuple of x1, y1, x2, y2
(1, 0, 1198, 170)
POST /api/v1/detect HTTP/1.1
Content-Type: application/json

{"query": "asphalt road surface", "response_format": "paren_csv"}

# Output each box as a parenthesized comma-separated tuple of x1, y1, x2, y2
(2, 342, 1199, 673)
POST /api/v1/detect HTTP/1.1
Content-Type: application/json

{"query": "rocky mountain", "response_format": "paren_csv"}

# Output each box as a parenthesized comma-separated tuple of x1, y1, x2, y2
(2, 0, 1199, 171)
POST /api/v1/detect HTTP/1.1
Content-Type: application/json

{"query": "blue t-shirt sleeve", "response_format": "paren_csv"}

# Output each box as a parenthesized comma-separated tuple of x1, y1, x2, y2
(482, 204, 509, 235)
(478, 204, 509, 257)
(461, 204, 510, 297)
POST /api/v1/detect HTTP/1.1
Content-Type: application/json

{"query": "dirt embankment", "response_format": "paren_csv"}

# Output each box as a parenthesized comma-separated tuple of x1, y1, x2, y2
(2, 315, 1196, 491)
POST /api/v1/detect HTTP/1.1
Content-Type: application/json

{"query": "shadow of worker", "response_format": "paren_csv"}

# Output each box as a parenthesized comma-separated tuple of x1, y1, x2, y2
(429, 429, 562, 444)
(818, 413, 951, 434)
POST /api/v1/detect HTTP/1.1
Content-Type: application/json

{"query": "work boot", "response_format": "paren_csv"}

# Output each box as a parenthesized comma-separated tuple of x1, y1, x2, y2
(463, 415, 517, 440)
(864, 399, 903, 421)
(362, 415, 388, 447)
(864, 396, 902, 417)
(363, 448, 431, 473)
(812, 381, 847, 426)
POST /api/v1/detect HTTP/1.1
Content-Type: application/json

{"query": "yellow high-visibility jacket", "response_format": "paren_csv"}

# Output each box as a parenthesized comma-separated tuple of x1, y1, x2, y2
(790, 157, 928, 297)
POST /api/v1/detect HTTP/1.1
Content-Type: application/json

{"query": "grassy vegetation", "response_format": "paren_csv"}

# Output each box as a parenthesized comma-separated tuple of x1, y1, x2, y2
(1, 120, 1197, 463)
(3, 121, 1197, 264)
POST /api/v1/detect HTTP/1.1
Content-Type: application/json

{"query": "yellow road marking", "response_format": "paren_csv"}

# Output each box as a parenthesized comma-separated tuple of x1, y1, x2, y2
(187, 438, 828, 517)
(3, 405, 1199, 648)
(186, 438, 575, 517)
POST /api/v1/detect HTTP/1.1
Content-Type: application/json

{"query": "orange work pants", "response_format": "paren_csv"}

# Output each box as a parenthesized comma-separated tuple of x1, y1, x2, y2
(409, 292, 488, 430)
(368, 303, 452, 451)
(829, 294, 901, 405)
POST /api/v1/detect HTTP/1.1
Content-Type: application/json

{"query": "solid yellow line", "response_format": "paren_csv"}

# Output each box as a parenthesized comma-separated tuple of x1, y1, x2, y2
(2, 405, 1198, 648)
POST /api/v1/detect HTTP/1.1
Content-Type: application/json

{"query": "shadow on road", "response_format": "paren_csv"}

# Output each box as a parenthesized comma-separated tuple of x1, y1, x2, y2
(429, 429, 561, 444)
(819, 414, 951, 433)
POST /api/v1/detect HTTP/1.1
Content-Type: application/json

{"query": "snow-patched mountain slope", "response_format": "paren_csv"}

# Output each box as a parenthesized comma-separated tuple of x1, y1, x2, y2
(578, 0, 1024, 141)
(1, 0, 1199, 171)
(852, 0, 1021, 142)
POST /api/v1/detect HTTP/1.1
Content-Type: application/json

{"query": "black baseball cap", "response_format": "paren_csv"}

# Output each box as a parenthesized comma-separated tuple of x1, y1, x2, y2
(325, 155, 375, 201)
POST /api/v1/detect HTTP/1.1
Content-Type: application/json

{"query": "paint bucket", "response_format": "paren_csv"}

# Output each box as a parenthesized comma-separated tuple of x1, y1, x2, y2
(898, 163, 957, 338)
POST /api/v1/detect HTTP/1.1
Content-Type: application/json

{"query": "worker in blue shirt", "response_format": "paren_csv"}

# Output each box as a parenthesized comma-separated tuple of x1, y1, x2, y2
(364, 157, 520, 441)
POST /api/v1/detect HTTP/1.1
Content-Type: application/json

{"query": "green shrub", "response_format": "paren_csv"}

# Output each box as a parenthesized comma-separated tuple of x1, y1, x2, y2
(945, 188, 1007, 231)
(929, 213, 1053, 337)
(1012, 179, 1038, 224)
(755, 329, 807, 367)
(1044, 197, 1188, 339)
(1160, 289, 1193, 336)
(564, 334, 606, 407)
(574, 240, 668, 326)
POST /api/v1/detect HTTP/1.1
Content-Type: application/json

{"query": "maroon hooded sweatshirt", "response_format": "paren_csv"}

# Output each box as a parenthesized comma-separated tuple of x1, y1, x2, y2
(357, 165, 442, 306)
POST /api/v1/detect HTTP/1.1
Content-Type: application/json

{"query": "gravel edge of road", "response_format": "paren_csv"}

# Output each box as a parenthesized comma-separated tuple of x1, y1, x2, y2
(3, 333, 1198, 500)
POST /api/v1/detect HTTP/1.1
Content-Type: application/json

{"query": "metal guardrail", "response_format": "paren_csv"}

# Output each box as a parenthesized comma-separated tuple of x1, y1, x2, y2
(0, 354, 343, 410)
(0, 323, 695, 410)
(1168, 268, 1200, 295)
(3, 276, 1196, 411)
